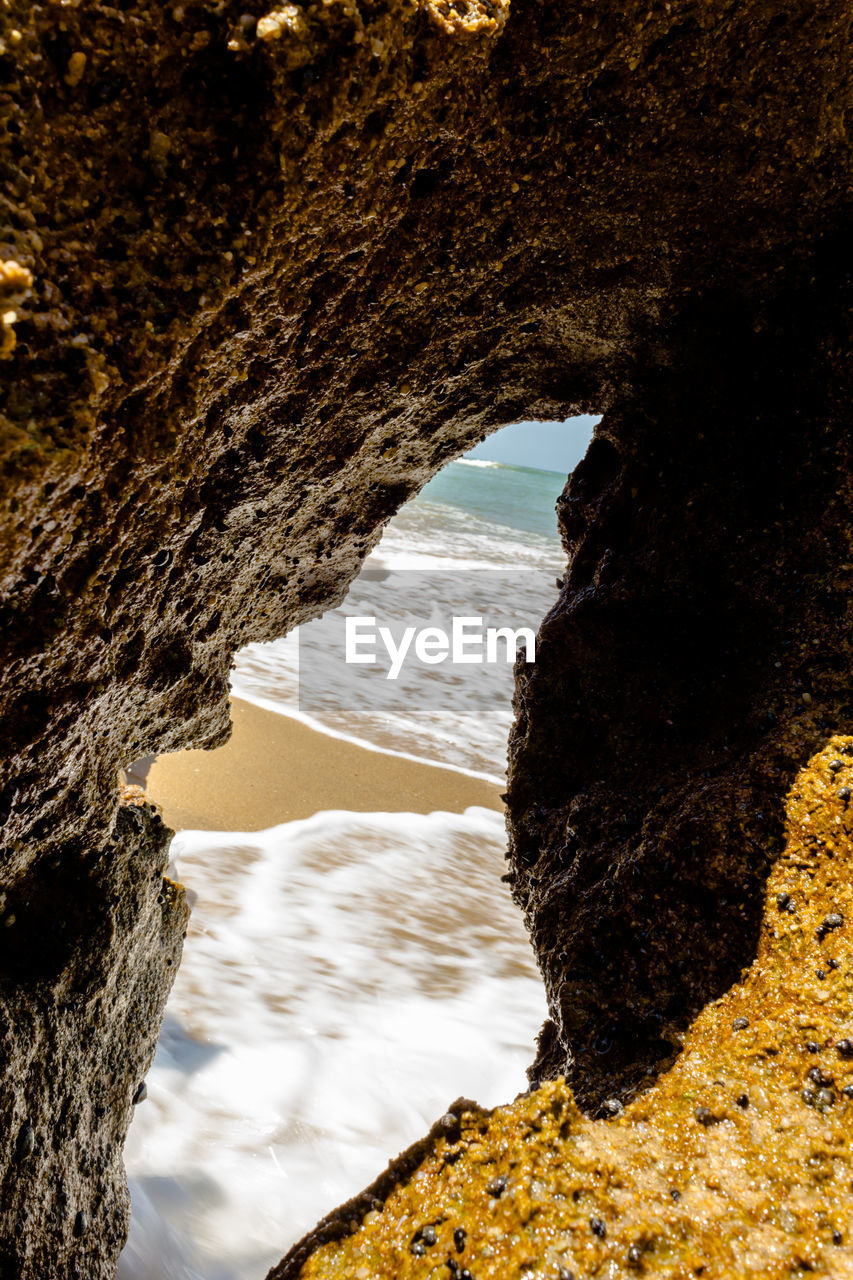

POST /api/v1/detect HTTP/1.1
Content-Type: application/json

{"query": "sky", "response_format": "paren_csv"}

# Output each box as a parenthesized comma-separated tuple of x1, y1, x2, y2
(465, 416, 598, 475)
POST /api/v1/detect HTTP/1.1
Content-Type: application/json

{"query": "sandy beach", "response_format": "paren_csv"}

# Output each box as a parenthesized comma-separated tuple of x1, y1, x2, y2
(143, 696, 503, 831)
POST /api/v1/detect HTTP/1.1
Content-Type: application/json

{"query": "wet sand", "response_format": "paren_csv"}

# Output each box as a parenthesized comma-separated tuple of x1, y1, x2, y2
(144, 696, 503, 831)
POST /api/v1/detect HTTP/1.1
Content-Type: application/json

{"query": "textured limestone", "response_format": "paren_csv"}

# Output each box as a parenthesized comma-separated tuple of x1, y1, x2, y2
(272, 747, 853, 1280)
(0, 792, 188, 1277)
(274, 742, 853, 1278)
(512, 289, 853, 1113)
(1, 0, 852, 1274)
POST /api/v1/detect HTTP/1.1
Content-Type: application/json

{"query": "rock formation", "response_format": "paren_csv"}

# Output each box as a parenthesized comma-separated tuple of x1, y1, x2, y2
(0, 0, 851, 1274)
(275, 741, 853, 1276)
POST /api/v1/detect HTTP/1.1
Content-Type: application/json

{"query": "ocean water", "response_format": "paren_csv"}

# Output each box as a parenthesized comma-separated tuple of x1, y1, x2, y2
(119, 457, 574, 1280)
(231, 460, 569, 779)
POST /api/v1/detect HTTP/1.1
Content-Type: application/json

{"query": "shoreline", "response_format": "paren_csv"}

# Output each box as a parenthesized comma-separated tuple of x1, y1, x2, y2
(144, 696, 504, 832)
(230, 686, 503, 785)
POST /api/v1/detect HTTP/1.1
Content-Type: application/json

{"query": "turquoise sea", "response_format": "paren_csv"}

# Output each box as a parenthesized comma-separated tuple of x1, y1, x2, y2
(419, 456, 570, 540)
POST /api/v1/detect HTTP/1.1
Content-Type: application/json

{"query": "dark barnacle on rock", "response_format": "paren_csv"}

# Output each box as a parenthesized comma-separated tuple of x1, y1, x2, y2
(411, 1223, 437, 1254)
(437, 1112, 460, 1137)
(817, 911, 844, 941)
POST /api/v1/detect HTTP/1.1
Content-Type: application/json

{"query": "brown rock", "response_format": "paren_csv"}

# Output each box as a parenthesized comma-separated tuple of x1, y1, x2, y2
(0, 0, 851, 1274)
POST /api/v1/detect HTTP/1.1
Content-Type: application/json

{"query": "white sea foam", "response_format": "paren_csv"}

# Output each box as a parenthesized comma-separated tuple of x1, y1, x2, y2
(120, 453, 585, 1279)
(119, 808, 546, 1280)
(231, 475, 566, 780)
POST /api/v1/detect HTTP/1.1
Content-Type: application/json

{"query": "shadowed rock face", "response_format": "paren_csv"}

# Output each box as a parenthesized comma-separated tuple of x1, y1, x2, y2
(0, 796, 187, 1277)
(511, 281, 853, 1111)
(0, 0, 851, 1273)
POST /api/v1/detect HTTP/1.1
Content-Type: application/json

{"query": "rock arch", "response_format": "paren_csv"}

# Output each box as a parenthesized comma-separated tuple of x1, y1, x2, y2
(1, 0, 851, 1273)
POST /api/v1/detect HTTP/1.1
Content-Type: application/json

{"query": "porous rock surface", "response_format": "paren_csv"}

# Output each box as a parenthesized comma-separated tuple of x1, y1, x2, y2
(275, 742, 853, 1278)
(0, 0, 851, 1274)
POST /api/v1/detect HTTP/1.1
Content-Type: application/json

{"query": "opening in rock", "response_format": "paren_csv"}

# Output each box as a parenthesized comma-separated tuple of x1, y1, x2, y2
(117, 417, 596, 1280)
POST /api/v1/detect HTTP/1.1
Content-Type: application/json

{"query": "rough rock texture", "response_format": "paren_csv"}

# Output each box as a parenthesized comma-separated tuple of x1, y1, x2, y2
(274, 744, 853, 1277)
(1, 0, 852, 1274)
(0, 788, 188, 1277)
(512, 283, 853, 1113)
